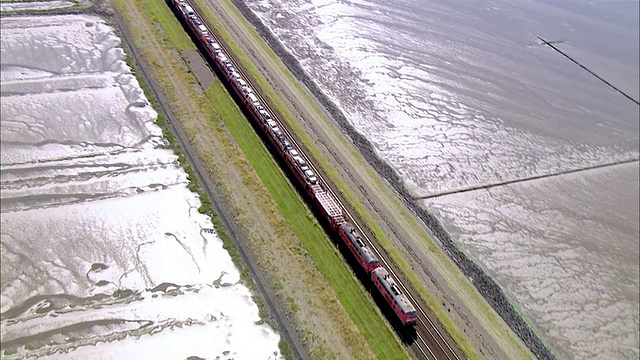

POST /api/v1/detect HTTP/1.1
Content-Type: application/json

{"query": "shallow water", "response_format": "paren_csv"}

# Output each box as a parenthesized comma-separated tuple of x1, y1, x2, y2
(245, 0, 639, 358)
(424, 163, 639, 360)
(0, 14, 281, 359)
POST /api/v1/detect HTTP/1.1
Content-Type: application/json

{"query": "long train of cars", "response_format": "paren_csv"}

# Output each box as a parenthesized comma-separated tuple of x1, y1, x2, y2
(170, 0, 418, 325)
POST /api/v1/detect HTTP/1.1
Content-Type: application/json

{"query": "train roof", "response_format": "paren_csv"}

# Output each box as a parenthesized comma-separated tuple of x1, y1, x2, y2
(372, 267, 416, 315)
(314, 188, 343, 218)
(340, 222, 379, 265)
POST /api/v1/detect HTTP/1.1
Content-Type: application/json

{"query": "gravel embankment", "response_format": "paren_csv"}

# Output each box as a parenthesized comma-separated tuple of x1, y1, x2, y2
(230, 1, 556, 359)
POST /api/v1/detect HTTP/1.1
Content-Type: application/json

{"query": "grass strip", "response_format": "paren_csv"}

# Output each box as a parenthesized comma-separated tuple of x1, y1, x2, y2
(141, 0, 195, 51)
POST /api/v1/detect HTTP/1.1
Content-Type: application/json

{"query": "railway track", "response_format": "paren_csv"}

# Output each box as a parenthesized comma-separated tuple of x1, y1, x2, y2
(174, 1, 467, 358)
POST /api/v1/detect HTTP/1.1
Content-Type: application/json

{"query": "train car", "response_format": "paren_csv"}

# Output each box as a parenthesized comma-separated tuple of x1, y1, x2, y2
(312, 186, 345, 228)
(371, 267, 418, 325)
(276, 147, 317, 193)
(283, 149, 304, 181)
(338, 222, 380, 273)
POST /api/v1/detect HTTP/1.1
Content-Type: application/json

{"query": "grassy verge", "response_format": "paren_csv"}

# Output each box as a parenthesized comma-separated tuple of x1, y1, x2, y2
(142, 0, 194, 51)
(194, 0, 535, 359)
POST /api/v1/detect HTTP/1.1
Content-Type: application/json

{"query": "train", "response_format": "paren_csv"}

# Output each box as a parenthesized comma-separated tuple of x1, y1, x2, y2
(169, 0, 418, 326)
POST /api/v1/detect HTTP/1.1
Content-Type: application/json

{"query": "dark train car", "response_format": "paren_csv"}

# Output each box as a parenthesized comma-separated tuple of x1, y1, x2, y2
(338, 222, 380, 273)
(372, 267, 418, 325)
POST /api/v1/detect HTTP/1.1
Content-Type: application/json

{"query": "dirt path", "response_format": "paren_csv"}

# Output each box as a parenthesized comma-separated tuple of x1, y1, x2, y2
(197, 1, 552, 359)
